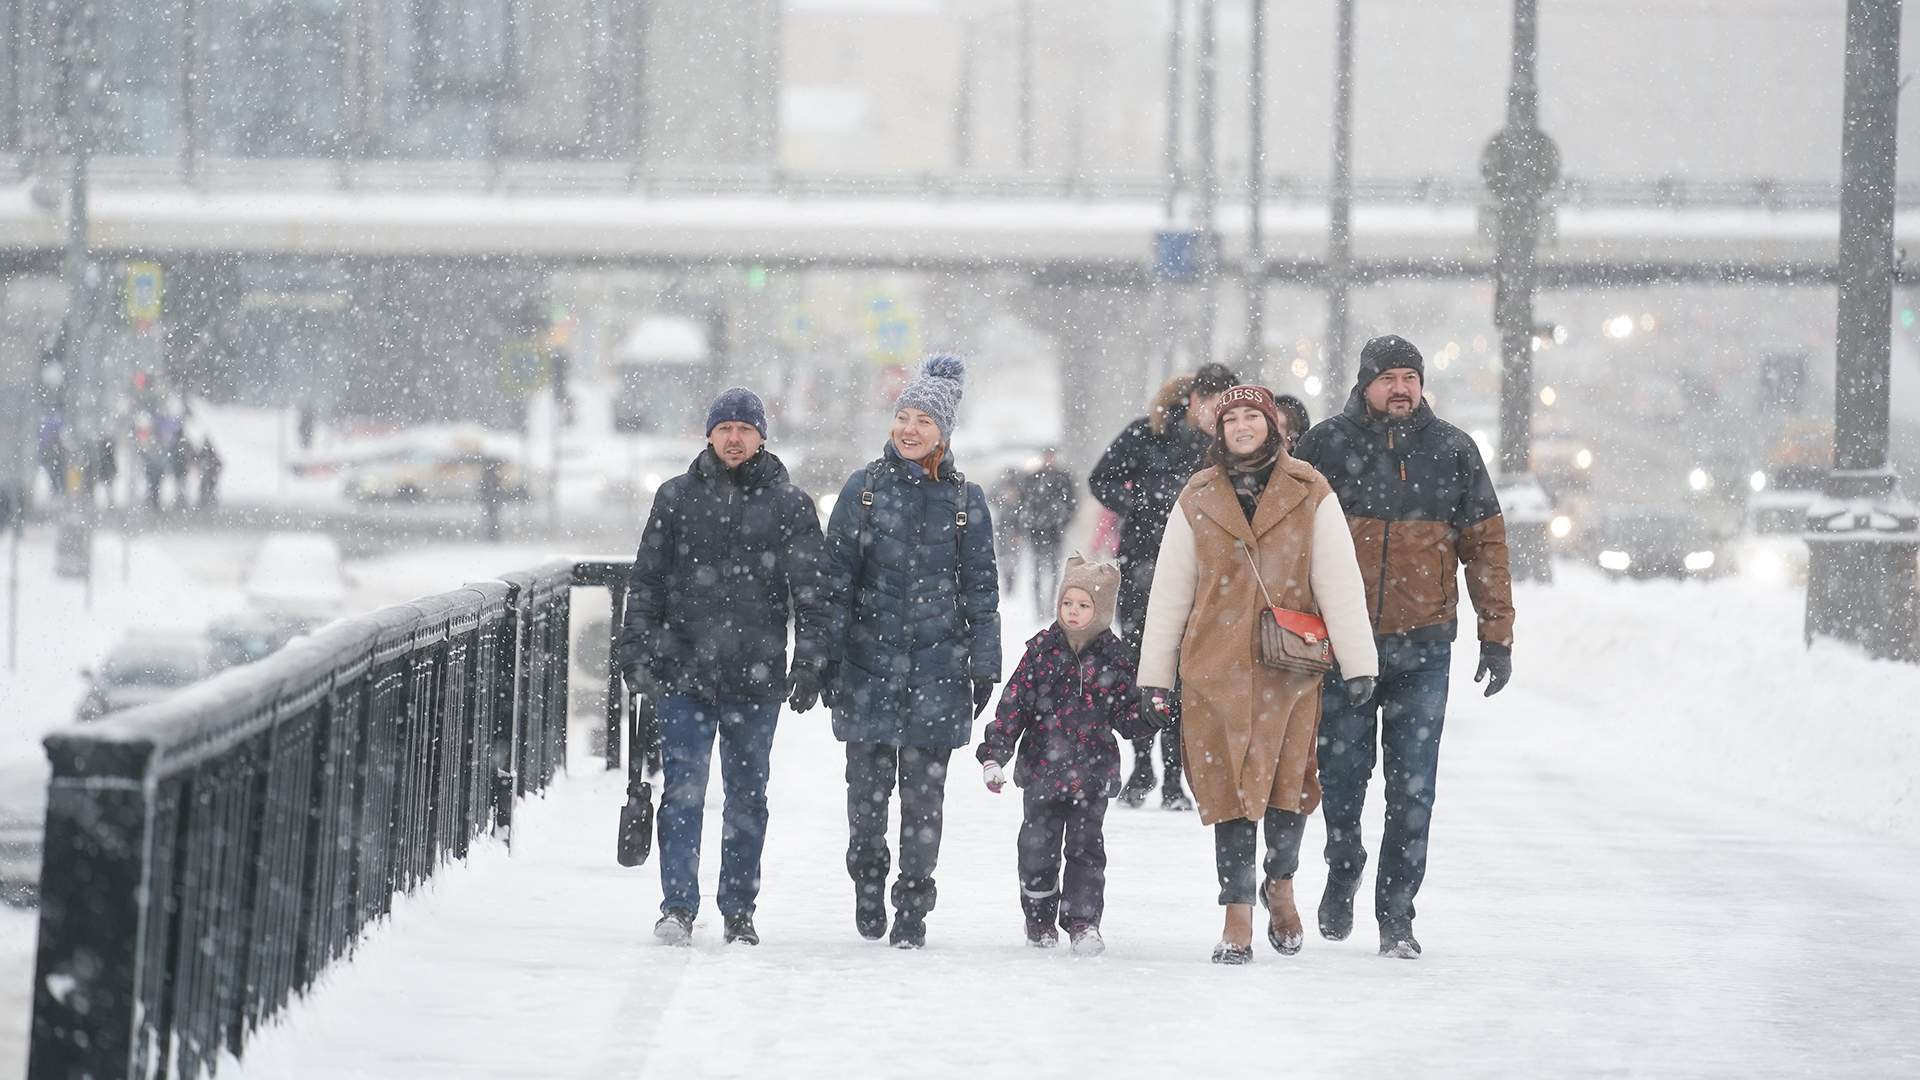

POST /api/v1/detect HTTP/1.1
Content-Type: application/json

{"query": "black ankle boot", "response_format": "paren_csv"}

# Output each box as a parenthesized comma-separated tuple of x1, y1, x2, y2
(1319, 875, 1360, 941)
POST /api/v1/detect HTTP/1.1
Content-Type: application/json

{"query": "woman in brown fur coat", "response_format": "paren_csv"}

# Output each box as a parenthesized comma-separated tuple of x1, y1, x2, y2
(1136, 384, 1378, 964)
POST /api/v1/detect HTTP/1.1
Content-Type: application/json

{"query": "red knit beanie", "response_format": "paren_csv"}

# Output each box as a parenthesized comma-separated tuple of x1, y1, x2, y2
(1215, 384, 1282, 440)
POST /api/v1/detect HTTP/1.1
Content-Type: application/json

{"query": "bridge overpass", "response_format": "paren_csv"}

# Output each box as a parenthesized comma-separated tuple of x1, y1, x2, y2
(19, 554, 1920, 1079)
(6, 159, 1920, 284)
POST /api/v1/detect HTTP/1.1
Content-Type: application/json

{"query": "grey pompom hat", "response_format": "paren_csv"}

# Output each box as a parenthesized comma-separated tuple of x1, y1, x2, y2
(893, 354, 967, 443)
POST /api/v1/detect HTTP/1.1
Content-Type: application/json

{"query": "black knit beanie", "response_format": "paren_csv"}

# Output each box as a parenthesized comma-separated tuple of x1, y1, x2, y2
(1354, 335, 1425, 390)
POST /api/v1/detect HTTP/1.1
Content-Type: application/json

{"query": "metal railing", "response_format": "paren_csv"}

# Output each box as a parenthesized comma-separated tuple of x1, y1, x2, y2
(26, 560, 591, 1080)
(6, 153, 1917, 209)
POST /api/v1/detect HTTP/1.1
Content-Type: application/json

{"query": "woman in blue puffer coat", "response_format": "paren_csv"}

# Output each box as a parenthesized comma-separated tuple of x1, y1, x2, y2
(824, 354, 1001, 949)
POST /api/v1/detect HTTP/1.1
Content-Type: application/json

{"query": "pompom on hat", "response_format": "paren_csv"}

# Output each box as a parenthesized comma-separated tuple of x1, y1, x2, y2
(893, 354, 968, 443)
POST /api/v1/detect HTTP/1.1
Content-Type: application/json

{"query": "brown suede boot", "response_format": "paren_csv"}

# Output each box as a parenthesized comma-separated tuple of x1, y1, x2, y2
(1265, 879, 1305, 955)
(1211, 902, 1255, 964)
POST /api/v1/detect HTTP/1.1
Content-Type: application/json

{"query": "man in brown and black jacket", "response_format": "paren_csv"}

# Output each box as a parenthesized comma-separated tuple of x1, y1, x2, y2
(1293, 334, 1514, 960)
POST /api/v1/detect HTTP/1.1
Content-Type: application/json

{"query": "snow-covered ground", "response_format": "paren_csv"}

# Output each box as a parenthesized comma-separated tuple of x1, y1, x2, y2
(203, 565, 1918, 1080)
(5, 531, 1918, 1078)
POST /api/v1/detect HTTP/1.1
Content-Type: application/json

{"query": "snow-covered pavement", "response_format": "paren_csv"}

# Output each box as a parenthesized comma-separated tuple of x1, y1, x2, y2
(225, 571, 1920, 1080)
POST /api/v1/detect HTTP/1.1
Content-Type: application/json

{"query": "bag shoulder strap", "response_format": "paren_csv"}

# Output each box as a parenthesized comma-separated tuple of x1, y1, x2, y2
(857, 460, 887, 551)
(1238, 541, 1278, 609)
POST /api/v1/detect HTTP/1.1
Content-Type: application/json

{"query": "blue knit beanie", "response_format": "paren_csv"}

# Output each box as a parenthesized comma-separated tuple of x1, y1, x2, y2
(706, 387, 767, 438)
(893, 355, 967, 443)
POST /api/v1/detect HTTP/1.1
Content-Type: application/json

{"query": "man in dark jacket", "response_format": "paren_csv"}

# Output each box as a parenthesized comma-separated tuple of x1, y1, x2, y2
(615, 387, 831, 949)
(1293, 334, 1515, 960)
(1087, 360, 1237, 809)
(1016, 448, 1079, 610)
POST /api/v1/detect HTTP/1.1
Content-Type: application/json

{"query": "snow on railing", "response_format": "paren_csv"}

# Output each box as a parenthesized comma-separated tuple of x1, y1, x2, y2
(26, 561, 581, 1080)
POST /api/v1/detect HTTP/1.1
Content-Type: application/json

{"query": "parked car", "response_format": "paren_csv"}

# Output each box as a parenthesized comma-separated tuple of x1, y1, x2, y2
(1734, 473, 1817, 586)
(75, 632, 215, 721)
(206, 608, 310, 671)
(1589, 507, 1728, 581)
(245, 532, 350, 625)
(345, 448, 531, 504)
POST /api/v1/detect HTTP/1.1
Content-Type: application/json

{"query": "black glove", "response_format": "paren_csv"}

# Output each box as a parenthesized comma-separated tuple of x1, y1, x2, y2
(972, 678, 997, 719)
(1474, 642, 1512, 698)
(619, 662, 654, 699)
(1138, 687, 1176, 731)
(819, 662, 840, 710)
(1343, 675, 1377, 704)
(787, 665, 822, 714)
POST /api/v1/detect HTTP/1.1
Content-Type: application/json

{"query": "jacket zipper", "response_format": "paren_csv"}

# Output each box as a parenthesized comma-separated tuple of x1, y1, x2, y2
(1373, 429, 1397, 628)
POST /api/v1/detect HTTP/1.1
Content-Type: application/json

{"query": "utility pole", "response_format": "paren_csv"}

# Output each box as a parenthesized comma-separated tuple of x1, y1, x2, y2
(955, 16, 978, 169)
(52, 0, 100, 601)
(1192, 0, 1219, 368)
(1156, 0, 1187, 384)
(1017, 0, 1035, 169)
(1325, 0, 1356, 393)
(1244, 0, 1265, 369)
(1479, 0, 1559, 582)
(1806, 0, 1918, 662)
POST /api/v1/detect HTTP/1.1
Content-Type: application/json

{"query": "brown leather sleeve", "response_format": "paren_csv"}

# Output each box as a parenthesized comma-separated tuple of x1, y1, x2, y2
(1456, 514, 1515, 647)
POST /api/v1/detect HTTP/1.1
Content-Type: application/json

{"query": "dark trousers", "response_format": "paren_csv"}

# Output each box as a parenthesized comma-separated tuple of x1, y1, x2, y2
(1017, 789, 1108, 930)
(845, 742, 952, 919)
(1318, 637, 1452, 926)
(1214, 808, 1307, 906)
(1119, 587, 1183, 788)
(1029, 528, 1064, 610)
(656, 694, 781, 918)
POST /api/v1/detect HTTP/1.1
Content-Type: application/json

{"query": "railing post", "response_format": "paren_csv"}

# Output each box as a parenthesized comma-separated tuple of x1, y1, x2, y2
(28, 739, 156, 1080)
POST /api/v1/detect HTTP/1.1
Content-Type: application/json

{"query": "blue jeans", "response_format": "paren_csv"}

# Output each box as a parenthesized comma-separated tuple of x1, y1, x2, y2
(656, 694, 780, 919)
(1318, 637, 1451, 927)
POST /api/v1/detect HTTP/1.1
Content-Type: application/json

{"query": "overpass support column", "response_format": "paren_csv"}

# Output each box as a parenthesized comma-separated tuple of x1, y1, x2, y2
(1037, 274, 1150, 474)
(1806, 0, 1919, 662)
(1480, 0, 1560, 584)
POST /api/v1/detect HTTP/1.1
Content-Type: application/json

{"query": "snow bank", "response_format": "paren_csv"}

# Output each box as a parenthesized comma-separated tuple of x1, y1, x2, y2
(1522, 567, 1918, 837)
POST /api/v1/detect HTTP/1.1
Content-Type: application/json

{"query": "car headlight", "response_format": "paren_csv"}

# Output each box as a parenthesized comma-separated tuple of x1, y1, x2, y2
(1598, 550, 1632, 571)
(1688, 468, 1712, 492)
(1684, 550, 1716, 573)
(1746, 549, 1785, 582)
(1549, 514, 1573, 539)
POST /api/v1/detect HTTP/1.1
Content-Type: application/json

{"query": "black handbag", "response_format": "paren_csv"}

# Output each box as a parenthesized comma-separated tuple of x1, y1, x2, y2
(616, 686, 656, 867)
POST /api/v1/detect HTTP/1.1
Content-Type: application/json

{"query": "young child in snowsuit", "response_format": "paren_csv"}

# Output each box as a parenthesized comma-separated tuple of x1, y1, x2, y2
(977, 556, 1151, 955)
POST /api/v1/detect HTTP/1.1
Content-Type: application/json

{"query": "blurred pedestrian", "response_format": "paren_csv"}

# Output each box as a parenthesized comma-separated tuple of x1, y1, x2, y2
(1274, 394, 1310, 452)
(197, 438, 223, 509)
(976, 556, 1150, 956)
(990, 466, 1026, 595)
(1016, 448, 1079, 612)
(1137, 384, 1378, 963)
(614, 386, 832, 948)
(36, 411, 66, 501)
(822, 354, 1001, 949)
(1293, 335, 1515, 959)
(1087, 361, 1238, 810)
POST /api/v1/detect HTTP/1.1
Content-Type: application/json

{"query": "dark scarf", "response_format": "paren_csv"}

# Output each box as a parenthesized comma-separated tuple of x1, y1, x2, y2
(1226, 445, 1280, 522)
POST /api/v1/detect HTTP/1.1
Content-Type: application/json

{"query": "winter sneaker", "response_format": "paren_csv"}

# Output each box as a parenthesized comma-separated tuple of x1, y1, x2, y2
(653, 909, 694, 947)
(855, 890, 888, 941)
(1263, 878, 1305, 956)
(1067, 924, 1105, 958)
(1210, 940, 1254, 965)
(1160, 785, 1194, 812)
(1318, 875, 1360, 941)
(1119, 760, 1155, 808)
(1025, 922, 1059, 949)
(723, 913, 759, 946)
(1379, 921, 1422, 960)
(889, 914, 927, 950)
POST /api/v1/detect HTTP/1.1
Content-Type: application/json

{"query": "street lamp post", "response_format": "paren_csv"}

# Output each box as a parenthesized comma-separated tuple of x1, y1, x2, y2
(1244, 0, 1265, 369)
(52, 0, 100, 601)
(1479, 0, 1559, 583)
(1805, 0, 1919, 662)
(1192, 0, 1219, 367)
(1325, 0, 1356, 394)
